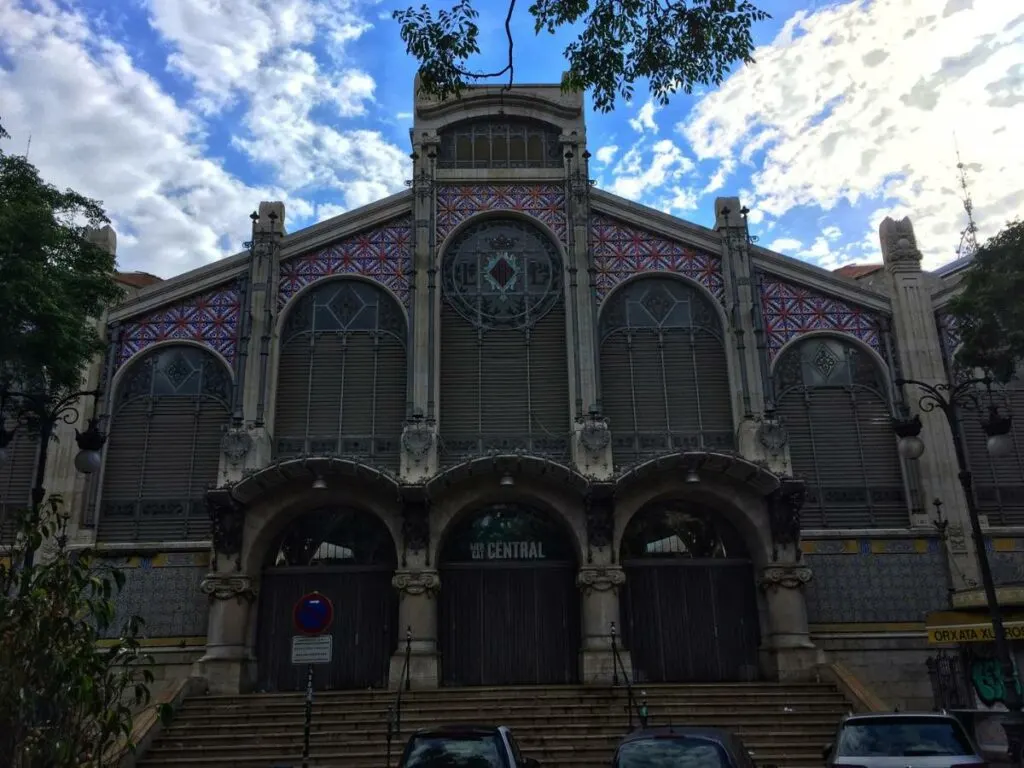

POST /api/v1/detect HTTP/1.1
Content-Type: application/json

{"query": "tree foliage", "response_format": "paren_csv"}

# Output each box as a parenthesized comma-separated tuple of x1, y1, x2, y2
(0, 121, 124, 395)
(394, 0, 769, 112)
(948, 219, 1024, 382)
(0, 497, 159, 767)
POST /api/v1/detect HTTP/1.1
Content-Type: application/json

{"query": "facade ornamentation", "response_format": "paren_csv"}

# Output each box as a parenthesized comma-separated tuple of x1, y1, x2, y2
(401, 414, 436, 463)
(767, 478, 806, 561)
(208, 494, 246, 569)
(578, 409, 611, 455)
(758, 272, 882, 362)
(392, 569, 441, 598)
(584, 488, 615, 552)
(756, 416, 788, 457)
(590, 213, 724, 303)
(277, 217, 414, 309)
(221, 426, 253, 465)
(947, 523, 969, 554)
(116, 283, 242, 370)
(759, 564, 813, 591)
(435, 184, 568, 244)
(577, 565, 626, 594)
(401, 497, 431, 556)
(200, 573, 256, 602)
(879, 216, 923, 264)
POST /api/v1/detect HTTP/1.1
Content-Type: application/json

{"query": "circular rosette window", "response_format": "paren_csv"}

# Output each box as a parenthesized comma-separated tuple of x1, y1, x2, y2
(441, 218, 563, 329)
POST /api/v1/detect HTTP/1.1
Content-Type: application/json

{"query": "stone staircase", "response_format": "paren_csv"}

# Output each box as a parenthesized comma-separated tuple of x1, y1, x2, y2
(137, 682, 850, 767)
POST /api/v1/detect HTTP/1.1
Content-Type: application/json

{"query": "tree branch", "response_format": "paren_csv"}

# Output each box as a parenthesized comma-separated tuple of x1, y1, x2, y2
(451, 0, 517, 89)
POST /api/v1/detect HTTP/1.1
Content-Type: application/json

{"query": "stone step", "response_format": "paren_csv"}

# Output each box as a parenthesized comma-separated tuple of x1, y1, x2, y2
(163, 712, 843, 736)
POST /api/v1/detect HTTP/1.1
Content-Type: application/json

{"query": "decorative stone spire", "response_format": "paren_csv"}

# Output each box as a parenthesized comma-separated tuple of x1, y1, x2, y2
(85, 224, 117, 256)
(879, 216, 923, 269)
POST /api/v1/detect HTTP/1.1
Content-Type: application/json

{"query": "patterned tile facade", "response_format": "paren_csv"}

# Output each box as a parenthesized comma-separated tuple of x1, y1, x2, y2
(758, 272, 884, 362)
(279, 216, 414, 309)
(97, 551, 209, 639)
(117, 283, 241, 370)
(436, 184, 568, 244)
(987, 538, 1024, 585)
(802, 538, 948, 623)
(935, 310, 961, 370)
(590, 213, 725, 303)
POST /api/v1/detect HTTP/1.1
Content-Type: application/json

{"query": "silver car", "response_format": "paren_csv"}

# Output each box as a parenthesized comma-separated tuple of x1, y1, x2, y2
(824, 712, 987, 768)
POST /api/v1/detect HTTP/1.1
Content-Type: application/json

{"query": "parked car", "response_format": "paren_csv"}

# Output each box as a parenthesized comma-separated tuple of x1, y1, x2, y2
(612, 726, 777, 768)
(823, 712, 986, 768)
(398, 724, 540, 768)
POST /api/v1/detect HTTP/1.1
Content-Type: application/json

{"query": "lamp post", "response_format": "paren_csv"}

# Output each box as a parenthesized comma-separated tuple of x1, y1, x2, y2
(892, 374, 1022, 758)
(0, 388, 108, 568)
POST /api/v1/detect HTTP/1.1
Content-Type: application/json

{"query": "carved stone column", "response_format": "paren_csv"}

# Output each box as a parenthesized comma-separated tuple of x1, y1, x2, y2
(197, 572, 257, 694)
(577, 564, 628, 684)
(758, 563, 822, 681)
(389, 569, 440, 689)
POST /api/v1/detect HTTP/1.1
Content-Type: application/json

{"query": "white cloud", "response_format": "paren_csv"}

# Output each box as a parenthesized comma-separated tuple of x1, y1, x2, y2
(680, 0, 1024, 270)
(594, 145, 619, 165)
(767, 237, 803, 254)
(315, 202, 348, 222)
(0, 0, 310, 278)
(608, 139, 695, 202)
(629, 99, 659, 134)
(395, 111, 414, 120)
(822, 225, 843, 241)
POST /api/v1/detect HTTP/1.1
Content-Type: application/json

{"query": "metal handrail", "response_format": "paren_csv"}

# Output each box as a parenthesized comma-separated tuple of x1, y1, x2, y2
(385, 626, 413, 767)
(610, 621, 648, 732)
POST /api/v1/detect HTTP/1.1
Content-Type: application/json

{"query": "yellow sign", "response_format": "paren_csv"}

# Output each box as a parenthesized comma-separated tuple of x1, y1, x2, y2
(926, 611, 1024, 644)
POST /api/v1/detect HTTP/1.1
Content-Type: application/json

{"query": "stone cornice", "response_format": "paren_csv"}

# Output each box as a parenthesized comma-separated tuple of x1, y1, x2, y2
(751, 247, 892, 314)
(417, 90, 582, 122)
(590, 189, 723, 255)
(277, 190, 413, 259)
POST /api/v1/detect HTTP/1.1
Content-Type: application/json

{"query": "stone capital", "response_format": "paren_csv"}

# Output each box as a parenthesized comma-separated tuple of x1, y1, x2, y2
(392, 569, 440, 598)
(577, 565, 626, 595)
(759, 564, 813, 591)
(200, 573, 257, 602)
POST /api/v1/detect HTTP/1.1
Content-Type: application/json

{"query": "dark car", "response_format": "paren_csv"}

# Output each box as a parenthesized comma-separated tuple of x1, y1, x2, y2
(398, 724, 540, 768)
(612, 726, 777, 768)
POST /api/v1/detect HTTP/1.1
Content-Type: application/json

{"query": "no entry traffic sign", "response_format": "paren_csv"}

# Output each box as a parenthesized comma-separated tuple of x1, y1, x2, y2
(293, 592, 334, 636)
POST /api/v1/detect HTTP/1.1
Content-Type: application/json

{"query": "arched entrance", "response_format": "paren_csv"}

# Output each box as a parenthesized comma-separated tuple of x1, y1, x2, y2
(438, 503, 580, 686)
(255, 508, 398, 692)
(620, 502, 761, 683)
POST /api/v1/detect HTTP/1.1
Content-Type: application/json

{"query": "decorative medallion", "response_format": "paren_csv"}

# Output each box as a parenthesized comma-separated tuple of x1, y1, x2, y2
(442, 219, 562, 330)
(579, 415, 611, 454)
(221, 427, 253, 465)
(812, 343, 840, 379)
(401, 418, 436, 462)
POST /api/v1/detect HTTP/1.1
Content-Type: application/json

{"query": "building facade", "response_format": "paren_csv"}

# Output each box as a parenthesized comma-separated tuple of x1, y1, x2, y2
(1, 77, 1022, 709)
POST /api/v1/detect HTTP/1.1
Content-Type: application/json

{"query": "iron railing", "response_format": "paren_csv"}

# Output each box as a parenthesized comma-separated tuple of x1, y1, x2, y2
(385, 627, 413, 767)
(927, 651, 974, 710)
(610, 622, 648, 732)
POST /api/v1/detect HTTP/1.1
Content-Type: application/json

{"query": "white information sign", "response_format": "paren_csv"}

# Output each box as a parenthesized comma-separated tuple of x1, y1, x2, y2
(291, 634, 333, 665)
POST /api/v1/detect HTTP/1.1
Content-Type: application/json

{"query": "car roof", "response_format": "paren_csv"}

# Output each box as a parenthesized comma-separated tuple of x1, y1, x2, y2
(842, 712, 960, 722)
(619, 726, 738, 745)
(411, 724, 504, 736)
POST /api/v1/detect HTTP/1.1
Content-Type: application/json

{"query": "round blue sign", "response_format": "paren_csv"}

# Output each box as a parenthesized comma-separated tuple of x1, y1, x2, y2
(293, 592, 334, 636)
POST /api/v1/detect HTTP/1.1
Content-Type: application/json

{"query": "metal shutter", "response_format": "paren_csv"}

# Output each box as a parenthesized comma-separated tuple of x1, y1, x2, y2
(0, 429, 38, 543)
(964, 384, 1024, 525)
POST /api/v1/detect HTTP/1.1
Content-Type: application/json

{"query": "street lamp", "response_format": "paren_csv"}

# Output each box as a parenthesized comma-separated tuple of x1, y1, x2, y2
(0, 388, 108, 567)
(892, 374, 1022, 758)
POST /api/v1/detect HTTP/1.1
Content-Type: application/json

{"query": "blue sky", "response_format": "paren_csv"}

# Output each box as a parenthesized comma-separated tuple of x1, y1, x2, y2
(0, 0, 1021, 277)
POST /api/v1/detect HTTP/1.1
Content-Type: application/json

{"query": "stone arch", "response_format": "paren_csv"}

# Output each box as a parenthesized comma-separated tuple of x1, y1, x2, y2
(110, 337, 235, 394)
(98, 343, 233, 542)
(437, 216, 573, 466)
(597, 273, 736, 466)
(274, 272, 410, 334)
(769, 329, 895, 402)
(269, 276, 409, 469)
(771, 333, 908, 528)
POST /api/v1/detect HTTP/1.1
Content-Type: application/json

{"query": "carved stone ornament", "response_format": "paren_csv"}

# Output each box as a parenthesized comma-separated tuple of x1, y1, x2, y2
(879, 216, 922, 264)
(401, 418, 435, 463)
(585, 492, 615, 551)
(947, 523, 969, 554)
(208, 494, 246, 561)
(577, 566, 626, 595)
(756, 417, 788, 457)
(767, 478, 806, 561)
(401, 499, 430, 555)
(392, 569, 440, 598)
(759, 564, 813, 591)
(200, 573, 257, 602)
(221, 427, 253, 465)
(578, 412, 611, 455)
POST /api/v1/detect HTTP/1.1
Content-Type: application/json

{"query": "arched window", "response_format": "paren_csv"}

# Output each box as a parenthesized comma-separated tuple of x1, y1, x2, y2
(265, 508, 397, 568)
(963, 367, 1024, 525)
(599, 277, 733, 466)
(773, 337, 907, 528)
(274, 279, 407, 468)
(99, 345, 232, 542)
(439, 219, 570, 463)
(438, 118, 563, 169)
(620, 504, 749, 560)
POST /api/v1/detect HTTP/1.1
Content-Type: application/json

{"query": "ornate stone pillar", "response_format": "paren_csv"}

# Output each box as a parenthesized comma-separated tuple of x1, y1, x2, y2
(758, 563, 822, 681)
(389, 569, 440, 689)
(197, 572, 257, 694)
(577, 564, 627, 683)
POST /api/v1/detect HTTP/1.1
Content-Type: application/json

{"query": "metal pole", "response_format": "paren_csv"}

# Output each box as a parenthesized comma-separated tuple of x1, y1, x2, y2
(302, 663, 313, 768)
(24, 415, 53, 571)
